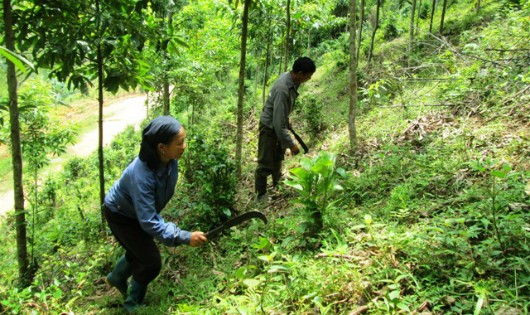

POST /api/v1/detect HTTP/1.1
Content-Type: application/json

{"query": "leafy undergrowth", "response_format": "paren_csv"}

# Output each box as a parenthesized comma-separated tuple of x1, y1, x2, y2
(1, 2, 529, 315)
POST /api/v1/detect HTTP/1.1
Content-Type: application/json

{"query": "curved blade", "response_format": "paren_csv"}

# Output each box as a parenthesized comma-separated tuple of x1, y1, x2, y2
(289, 128, 309, 154)
(206, 211, 267, 240)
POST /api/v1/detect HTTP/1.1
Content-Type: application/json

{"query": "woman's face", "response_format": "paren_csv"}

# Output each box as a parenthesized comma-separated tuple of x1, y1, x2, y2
(159, 127, 187, 162)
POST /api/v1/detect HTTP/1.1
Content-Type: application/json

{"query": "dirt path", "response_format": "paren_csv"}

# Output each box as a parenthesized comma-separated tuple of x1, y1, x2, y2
(0, 94, 148, 217)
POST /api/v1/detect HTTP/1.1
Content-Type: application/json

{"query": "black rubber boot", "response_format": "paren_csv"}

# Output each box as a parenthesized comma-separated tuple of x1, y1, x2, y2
(124, 278, 147, 313)
(105, 255, 132, 298)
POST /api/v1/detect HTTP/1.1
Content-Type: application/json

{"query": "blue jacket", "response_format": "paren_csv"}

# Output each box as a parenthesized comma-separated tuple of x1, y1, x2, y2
(104, 157, 191, 246)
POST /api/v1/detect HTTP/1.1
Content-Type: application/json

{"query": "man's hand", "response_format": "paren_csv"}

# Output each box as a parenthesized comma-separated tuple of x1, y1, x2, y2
(290, 144, 300, 156)
(190, 231, 208, 247)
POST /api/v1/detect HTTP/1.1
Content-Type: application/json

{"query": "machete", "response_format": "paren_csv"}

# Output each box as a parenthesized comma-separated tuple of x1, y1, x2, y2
(289, 127, 309, 154)
(206, 211, 268, 240)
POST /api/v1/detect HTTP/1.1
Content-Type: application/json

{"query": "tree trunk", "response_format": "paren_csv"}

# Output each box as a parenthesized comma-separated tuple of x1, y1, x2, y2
(476, 0, 481, 13)
(306, 29, 311, 55)
(429, 0, 436, 33)
(284, 0, 291, 72)
(408, 0, 417, 67)
(367, 0, 381, 65)
(357, 0, 365, 62)
(348, 0, 358, 150)
(163, 83, 170, 115)
(235, 0, 250, 178)
(440, 0, 448, 34)
(278, 29, 284, 76)
(3, 0, 30, 288)
(96, 0, 106, 231)
(162, 10, 173, 115)
(416, 0, 422, 35)
(262, 20, 272, 107)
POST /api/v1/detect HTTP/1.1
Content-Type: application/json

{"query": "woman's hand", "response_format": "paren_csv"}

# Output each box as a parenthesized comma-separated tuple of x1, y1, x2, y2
(190, 231, 208, 247)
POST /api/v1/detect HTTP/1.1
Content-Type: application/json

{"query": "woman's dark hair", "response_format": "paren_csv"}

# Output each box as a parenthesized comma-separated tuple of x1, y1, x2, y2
(139, 116, 182, 170)
(292, 57, 316, 74)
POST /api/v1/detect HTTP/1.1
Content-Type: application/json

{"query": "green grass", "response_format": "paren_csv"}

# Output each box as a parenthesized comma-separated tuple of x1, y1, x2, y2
(0, 1, 529, 314)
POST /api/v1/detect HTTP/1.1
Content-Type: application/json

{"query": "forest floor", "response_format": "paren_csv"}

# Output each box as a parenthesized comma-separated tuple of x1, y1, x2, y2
(0, 94, 147, 217)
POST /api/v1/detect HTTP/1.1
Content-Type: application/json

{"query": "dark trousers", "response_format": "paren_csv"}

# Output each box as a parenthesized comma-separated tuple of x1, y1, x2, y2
(255, 123, 285, 196)
(104, 206, 162, 286)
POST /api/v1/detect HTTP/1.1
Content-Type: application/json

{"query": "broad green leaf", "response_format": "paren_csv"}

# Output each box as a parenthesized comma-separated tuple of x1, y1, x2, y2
(350, 224, 367, 230)
(300, 157, 313, 170)
(242, 279, 261, 289)
(284, 181, 303, 191)
(251, 237, 270, 250)
(234, 267, 246, 279)
(397, 303, 410, 312)
(333, 184, 343, 191)
(268, 265, 290, 273)
(336, 167, 347, 177)
(490, 170, 507, 178)
(0, 46, 34, 73)
(388, 290, 400, 300)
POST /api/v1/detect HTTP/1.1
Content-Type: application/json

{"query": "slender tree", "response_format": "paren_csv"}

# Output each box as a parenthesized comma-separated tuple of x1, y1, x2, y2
(95, 0, 106, 226)
(409, 0, 417, 67)
(349, 0, 358, 150)
(235, 0, 251, 178)
(162, 10, 174, 115)
(153, 0, 177, 115)
(416, 0, 423, 35)
(2, 0, 30, 287)
(15, 1, 152, 229)
(357, 0, 365, 62)
(262, 18, 273, 106)
(367, 0, 381, 65)
(440, 0, 448, 34)
(429, 0, 436, 33)
(284, 0, 291, 71)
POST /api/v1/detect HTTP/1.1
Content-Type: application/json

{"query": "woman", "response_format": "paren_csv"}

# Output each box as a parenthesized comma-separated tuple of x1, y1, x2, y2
(103, 115, 207, 313)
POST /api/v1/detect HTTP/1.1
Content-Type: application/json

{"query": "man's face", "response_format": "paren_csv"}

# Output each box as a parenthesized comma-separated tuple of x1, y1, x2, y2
(298, 72, 313, 84)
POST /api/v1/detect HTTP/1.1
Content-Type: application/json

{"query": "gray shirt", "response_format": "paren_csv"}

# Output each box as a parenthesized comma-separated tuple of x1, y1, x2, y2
(260, 72, 300, 149)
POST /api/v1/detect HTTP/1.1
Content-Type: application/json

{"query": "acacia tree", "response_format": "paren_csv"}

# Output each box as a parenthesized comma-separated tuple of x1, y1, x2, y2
(429, 0, 436, 33)
(409, 0, 417, 67)
(284, 0, 291, 71)
(150, 0, 185, 115)
(235, 0, 252, 178)
(2, 0, 30, 288)
(349, 0, 358, 150)
(357, 0, 365, 61)
(16, 88, 76, 265)
(367, 0, 382, 65)
(15, 1, 153, 228)
(440, 0, 448, 34)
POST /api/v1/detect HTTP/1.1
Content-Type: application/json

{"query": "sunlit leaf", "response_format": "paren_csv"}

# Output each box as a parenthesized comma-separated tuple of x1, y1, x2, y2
(0, 46, 34, 73)
(242, 279, 261, 289)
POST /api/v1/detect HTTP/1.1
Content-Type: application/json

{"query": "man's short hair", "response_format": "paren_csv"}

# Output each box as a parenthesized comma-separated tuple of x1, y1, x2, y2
(292, 57, 316, 74)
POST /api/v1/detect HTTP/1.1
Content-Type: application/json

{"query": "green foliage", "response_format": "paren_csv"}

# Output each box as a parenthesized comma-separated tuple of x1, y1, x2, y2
(180, 132, 237, 229)
(382, 17, 400, 40)
(299, 94, 325, 140)
(0, 45, 34, 74)
(1, 1, 529, 314)
(285, 151, 348, 235)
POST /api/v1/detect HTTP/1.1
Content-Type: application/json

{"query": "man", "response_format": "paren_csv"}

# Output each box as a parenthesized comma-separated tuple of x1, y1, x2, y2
(255, 57, 316, 202)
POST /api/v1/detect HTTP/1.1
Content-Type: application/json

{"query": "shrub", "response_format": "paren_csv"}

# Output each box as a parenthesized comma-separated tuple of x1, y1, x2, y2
(180, 132, 237, 229)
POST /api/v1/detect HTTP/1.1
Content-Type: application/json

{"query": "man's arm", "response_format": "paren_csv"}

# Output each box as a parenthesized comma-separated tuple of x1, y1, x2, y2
(272, 91, 295, 149)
